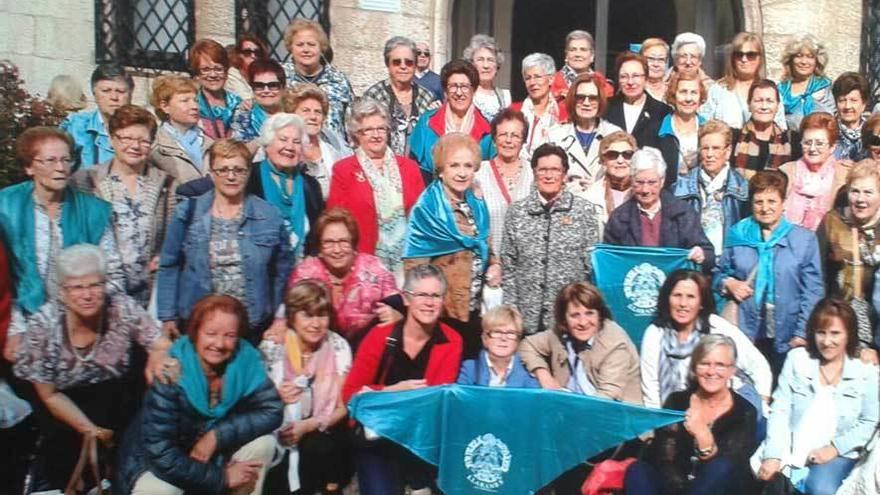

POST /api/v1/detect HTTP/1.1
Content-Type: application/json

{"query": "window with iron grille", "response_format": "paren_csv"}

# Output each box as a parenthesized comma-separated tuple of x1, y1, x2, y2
(863, 0, 880, 107)
(235, 0, 331, 63)
(95, 0, 195, 71)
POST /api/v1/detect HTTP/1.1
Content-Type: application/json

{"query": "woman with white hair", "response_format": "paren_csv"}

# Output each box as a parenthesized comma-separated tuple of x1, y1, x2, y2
(464, 34, 511, 121)
(550, 29, 614, 102)
(670, 33, 714, 88)
(362, 36, 437, 156)
(604, 147, 715, 271)
(777, 34, 835, 131)
(11, 244, 171, 491)
(512, 53, 567, 158)
(157, 139, 294, 341)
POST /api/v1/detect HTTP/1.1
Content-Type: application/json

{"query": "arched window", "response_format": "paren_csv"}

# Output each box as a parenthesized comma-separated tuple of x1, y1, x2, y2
(235, 0, 331, 63)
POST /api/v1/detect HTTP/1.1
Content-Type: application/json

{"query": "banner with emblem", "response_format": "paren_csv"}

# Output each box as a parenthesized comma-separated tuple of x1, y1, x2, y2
(591, 244, 696, 345)
(349, 385, 684, 495)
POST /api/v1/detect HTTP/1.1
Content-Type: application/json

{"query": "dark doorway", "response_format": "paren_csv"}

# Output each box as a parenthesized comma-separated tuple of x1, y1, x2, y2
(510, 0, 595, 101)
(606, 0, 678, 72)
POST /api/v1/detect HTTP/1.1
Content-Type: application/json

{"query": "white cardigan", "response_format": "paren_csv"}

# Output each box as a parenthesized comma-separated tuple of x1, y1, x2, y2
(640, 314, 772, 409)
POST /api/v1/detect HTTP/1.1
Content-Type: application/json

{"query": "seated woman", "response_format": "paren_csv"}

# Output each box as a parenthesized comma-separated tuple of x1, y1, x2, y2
(640, 270, 772, 414)
(156, 139, 292, 341)
(519, 282, 642, 403)
(284, 208, 399, 346)
(625, 334, 758, 495)
(457, 304, 539, 387)
(342, 264, 462, 495)
(756, 298, 879, 495)
(11, 244, 170, 491)
(262, 280, 353, 495)
(117, 295, 283, 495)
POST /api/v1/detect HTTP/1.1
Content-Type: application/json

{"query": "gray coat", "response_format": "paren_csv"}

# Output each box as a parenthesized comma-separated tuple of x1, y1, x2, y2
(502, 190, 603, 334)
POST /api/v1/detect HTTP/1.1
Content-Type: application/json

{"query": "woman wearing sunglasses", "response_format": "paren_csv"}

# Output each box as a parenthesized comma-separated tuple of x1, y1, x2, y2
(547, 72, 622, 194)
(861, 113, 880, 161)
(362, 36, 437, 157)
(226, 34, 268, 101)
(230, 59, 287, 150)
(582, 131, 637, 225)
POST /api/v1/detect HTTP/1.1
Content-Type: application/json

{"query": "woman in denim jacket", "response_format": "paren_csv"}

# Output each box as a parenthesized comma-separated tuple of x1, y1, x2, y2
(756, 298, 879, 494)
(156, 139, 292, 341)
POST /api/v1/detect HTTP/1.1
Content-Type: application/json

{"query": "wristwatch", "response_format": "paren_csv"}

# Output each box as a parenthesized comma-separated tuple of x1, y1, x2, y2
(696, 444, 715, 457)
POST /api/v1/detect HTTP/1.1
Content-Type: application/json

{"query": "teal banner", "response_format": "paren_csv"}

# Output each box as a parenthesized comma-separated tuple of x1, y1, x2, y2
(349, 385, 685, 494)
(591, 244, 696, 345)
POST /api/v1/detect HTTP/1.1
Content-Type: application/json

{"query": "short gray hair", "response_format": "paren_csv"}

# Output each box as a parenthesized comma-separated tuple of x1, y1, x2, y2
(521, 52, 555, 77)
(347, 98, 389, 143)
(258, 112, 310, 148)
(403, 264, 448, 295)
(672, 32, 706, 58)
(463, 34, 505, 66)
(383, 36, 416, 66)
(56, 244, 106, 281)
(631, 146, 667, 179)
(565, 30, 595, 50)
(688, 334, 738, 385)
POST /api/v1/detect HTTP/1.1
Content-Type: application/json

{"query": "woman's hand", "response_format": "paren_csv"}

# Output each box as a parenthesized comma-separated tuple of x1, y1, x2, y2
(684, 396, 713, 445)
(788, 336, 807, 349)
(148, 256, 160, 273)
(86, 426, 115, 448)
(225, 460, 262, 490)
(485, 263, 502, 288)
(2, 334, 21, 363)
(384, 379, 427, 392)
(189, 430, 218, 463)
(687, 246, 705, 264)
(807, 445, 839, 465)
(263, 318, 287, 345)
(162, 321, 180, 340)
(859, 348, 880, 366)
(534, 369, 565, 391)
(374, 303, 402, 325)
(278, 382, 303, 404)
(278, 420, 316, 446)
(757, 458, 782, 481)
(724, 278, 754, 303)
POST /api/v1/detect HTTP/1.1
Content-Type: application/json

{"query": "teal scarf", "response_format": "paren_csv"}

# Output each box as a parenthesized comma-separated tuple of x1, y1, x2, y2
(197, 89, 241, 128)
(724, 216, 794, 306)
(0, 182, 111, 313)
(250, 104, 269, 136)
(779, 76, 831, 118)
(403, 180, 490, 270)
(169, 336, 267, 423)
(259, 160, 306, 256)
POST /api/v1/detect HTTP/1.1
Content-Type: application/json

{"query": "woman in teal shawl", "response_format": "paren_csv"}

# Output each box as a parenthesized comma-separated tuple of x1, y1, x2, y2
(191, 39, 243, 140)
(403, 132, 501, 358)
(713, 170, 824, 375)
(777, 34, 835, 131)
(118, 295, 283, 495)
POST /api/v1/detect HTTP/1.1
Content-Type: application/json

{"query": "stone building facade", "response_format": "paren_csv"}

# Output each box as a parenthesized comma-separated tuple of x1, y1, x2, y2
(0, 0, 871, 107)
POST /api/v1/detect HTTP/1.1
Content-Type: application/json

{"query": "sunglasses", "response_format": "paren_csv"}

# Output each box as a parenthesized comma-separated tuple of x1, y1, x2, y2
(575, 94, 600, 103)
(866, 134, 880, 147)
(602, 150, 635, 161)
(416, 50, 431, 57)
(252, 81, 282, 91)
(733, 50, 761, 61)
(240, 48, 263, 57)
(391, 58, 415, 67)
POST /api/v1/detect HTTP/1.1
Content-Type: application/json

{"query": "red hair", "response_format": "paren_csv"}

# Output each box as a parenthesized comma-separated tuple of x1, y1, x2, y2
(186, 295, 250, 342)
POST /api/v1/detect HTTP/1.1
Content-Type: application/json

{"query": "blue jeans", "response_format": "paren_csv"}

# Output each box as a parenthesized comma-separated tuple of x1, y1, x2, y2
(355, 440, 435, 495)
(625, 457, 741, 495)
(802, 456, 856, 495)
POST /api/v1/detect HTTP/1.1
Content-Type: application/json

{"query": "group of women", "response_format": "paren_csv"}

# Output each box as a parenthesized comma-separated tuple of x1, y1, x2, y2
(2, 18, 880, 495)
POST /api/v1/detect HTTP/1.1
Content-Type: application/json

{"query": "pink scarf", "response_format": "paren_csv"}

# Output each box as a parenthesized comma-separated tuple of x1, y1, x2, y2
(784, 157, 837, 231)
(283, 332, 340, 423)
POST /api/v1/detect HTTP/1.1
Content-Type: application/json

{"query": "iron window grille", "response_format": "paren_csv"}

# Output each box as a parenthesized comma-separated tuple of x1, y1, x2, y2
(95, 0, 195, 71)
(863, 0, 880, 107)
(235, 0, 331, 63)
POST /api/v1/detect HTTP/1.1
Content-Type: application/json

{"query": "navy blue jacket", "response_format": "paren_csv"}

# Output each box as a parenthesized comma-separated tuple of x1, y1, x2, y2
(672, 166, 750, 240)
(604, 93, 671, 150)
(457, 351, 540, 388)
(115, 379, 283, 495)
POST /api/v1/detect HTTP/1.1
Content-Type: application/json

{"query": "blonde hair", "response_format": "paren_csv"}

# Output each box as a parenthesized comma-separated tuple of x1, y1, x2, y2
(150, 76, 199, 121)
(720, 32, 766, 88)
(481, 304, 524, 334)
(698, 120, 733, 147)
(432, 132, 481, 176)
(284, 19, 330, 57)
(640, 38, 669, 56)
(781, 34, 829, 80)
(47, 75, 87, 112)
(282, 83, 329, 115)
(846, 159, 880, 189)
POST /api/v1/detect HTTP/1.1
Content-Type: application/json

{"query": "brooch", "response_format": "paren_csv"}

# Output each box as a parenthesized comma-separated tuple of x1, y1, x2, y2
(355, 172, 366, 183)
(561, 216, 573, 225)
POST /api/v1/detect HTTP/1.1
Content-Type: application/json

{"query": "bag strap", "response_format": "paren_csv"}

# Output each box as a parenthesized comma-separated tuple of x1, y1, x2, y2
(373, 323, 403, 386)
(851, 227, 864, 298)
(64, 435, 103, 495)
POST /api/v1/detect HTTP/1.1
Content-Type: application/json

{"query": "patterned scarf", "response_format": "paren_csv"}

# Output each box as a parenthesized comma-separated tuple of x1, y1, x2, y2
(445, 103, 476, 135)
(733, 120, 791, 172)
(835, 116, 866, 161)
(355, 147, 407, 274)
(699, 167, 728, 254)
(658, 326, 701, 404)
(197, 89, 241, 128)
(783, 157, 837, 230)
(283, 330, 339, 424)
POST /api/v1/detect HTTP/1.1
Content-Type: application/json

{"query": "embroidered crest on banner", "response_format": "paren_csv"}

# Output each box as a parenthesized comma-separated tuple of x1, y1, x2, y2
(464, 433, 512, 491)
(623, 262, 666, 316)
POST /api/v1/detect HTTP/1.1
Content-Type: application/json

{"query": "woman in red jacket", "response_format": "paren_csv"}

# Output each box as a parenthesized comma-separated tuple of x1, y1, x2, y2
(327, 98, 425, 283)
(343, 264, 462, 495)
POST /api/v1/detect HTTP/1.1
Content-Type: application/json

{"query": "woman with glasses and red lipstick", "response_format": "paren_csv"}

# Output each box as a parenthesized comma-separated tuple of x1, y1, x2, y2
(226, 34, 268, 101)
(191, 39, 243, 140)
(363, 36, 437, 157)
(230, 59, 286, 150)
(547, 72, 621, 194)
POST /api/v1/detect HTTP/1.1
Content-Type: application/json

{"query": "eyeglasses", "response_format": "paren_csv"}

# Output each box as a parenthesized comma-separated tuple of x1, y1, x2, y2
(575, 93, 600, 103)
(211, 166, 249, 177)
(646, 56, 668, 64)
(619, 73, 645, 82)
(837, 96, 864, 106)
(32, 157, 73, 167)
(473, 56, 497, 65)
(406, 291, 444, 301)
(633, 178, 661, 188)
(535, 167, 565, 177)
(390, 58, 415, 67)
(496, 132, 523, 141)
(523, 74, 548, 83)
(240, 48, 263, 57)
(602, 150, 634, 161)
(113, 134, 153, 147)
(486, 330, 521, 341)
(866, 134, 880, 147)
(695, 362, 734, 372)
(447, 83, 472, 94)
(63, 281, 105, 295)
(252, 81, 282, 92)
(733, 50, 761, 61)
(198, 66, 226, 76)
(357, 126, 389, 136)
(677, 53, 700, 62)
(320, 238, 353, 250)
(416, 50, 431, 57)
(801, 139, 829, 149)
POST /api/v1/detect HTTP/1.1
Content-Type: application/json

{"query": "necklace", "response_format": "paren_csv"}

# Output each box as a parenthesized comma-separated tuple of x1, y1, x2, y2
(819, 362, 842, 385)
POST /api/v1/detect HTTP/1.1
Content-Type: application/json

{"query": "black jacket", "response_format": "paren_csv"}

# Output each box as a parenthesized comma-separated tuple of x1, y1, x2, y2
(603, 190, 716, 272)
(115, 379, 283, 495)
(605, 93, 672, 150)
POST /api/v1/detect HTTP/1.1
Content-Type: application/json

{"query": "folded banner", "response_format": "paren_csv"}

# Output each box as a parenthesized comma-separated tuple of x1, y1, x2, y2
(349, 385, 684, 494)
(591, 244, 696, 345)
